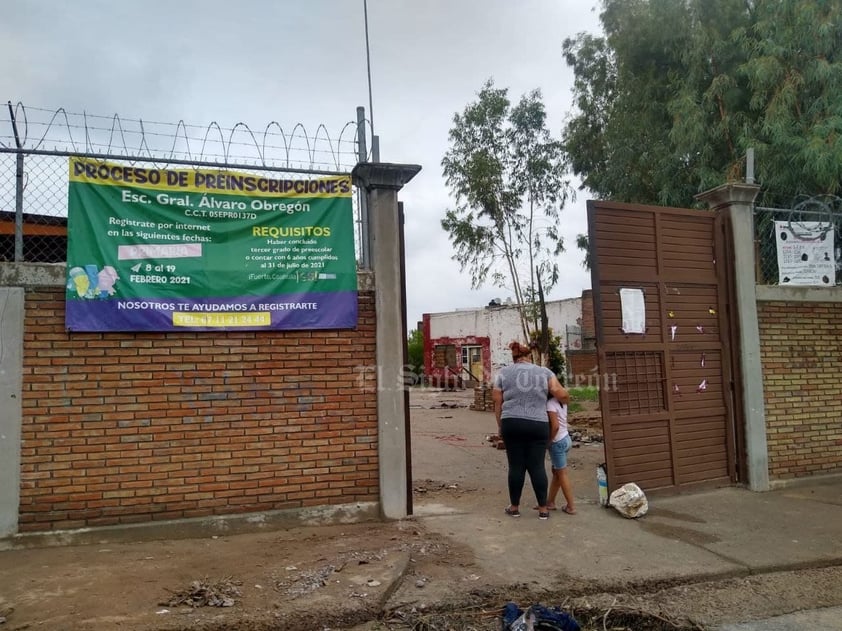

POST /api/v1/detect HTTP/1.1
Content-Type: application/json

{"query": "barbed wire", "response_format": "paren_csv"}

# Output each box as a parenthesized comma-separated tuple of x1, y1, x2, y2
(1, 102, 368, 172)
(0, 103, 370, 263)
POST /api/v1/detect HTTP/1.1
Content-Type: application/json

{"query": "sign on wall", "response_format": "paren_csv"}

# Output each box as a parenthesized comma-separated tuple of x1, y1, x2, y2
(774, 221, 835, 286)
(65, 159, 358, 331)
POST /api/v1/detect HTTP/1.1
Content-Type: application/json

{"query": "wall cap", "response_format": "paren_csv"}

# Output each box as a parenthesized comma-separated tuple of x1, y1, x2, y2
(0, 262, 65, 287)
(756, 285, 842, 302)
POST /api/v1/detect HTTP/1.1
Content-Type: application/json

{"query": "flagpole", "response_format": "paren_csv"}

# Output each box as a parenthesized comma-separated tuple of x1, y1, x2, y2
(363, 0, 375, 139)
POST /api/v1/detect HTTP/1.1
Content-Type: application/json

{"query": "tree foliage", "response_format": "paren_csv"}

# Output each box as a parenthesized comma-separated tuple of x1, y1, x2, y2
(530, 327, 566, 382)
(441, 80, 572, 342)
(563, 0, 842, 209)
(407, 328, 424, 376)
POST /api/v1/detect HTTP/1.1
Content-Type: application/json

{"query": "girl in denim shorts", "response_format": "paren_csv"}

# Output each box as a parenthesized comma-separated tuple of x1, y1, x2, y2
(546, 396, 576, 514)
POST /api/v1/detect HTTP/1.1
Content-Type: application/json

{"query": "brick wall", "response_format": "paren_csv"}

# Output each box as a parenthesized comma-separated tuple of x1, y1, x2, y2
(581, 289, 595, 341)
(758, 301, 842, 480)
(566, 350, 599, 386)
(19, 287, 378, 532)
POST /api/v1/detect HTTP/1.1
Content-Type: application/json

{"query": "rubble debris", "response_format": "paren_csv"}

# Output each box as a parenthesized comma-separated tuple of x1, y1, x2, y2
(435, 434, 467, 444)
(471, 383, 495, 411)
(486, 434, 506, 449)
(161, 577, 242, 608)
(610, 482, 649, 518)
(413, 480, 467, 495)
(569, 429, 604, 444)
(275, 564, 336, 598)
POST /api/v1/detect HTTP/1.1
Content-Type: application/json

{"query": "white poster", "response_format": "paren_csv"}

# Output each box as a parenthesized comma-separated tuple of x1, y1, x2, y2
(775, 221, 835, 286)
(620, 288, 645, 334)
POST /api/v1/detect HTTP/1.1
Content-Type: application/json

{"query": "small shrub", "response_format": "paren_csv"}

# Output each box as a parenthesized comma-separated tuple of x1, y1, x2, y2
(568, 386, 599, 402)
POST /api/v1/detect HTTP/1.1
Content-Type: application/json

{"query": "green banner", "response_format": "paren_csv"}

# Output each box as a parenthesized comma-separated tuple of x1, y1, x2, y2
(65, 159, 358, 331)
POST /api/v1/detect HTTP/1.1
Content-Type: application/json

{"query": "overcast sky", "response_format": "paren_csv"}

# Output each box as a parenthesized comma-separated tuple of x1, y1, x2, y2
(2, 0, 601, 330)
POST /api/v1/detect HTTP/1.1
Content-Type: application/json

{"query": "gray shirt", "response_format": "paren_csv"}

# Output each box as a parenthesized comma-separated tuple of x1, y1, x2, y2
(493, 363, 555, 423)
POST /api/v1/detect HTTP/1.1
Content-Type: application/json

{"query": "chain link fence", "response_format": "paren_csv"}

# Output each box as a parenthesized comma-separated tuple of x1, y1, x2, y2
(1, 152, 68, 261)
(753, 196, 842, 286)
(1, 103, 369, 264)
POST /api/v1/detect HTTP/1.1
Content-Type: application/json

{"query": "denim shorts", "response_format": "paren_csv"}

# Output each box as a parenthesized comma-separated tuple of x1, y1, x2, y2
(549, 434, 572, 469)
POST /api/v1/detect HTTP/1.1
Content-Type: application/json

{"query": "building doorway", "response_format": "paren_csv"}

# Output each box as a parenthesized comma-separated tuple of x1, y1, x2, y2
(462, 345, 483, 385)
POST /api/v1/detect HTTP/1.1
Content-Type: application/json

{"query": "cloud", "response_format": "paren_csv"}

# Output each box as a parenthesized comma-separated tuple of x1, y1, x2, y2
(2, 0, 602, 330)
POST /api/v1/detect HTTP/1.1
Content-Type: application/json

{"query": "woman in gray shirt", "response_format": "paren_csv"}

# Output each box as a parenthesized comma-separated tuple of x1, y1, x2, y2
(492, 341, 570, 520)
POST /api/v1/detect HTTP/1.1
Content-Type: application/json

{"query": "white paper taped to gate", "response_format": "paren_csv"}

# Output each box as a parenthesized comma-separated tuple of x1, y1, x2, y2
(619, 288, 646, 334)
(775, 221, 835, 286)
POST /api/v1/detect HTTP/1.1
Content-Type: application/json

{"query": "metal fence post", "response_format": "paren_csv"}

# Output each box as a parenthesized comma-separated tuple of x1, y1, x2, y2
(14, 152, 24, 262)
(7, 102, 24, 262)
(356, 106, 371, 269)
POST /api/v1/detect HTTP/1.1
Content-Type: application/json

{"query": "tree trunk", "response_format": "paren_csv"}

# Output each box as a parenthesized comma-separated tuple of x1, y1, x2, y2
(536, 267, 550, 367)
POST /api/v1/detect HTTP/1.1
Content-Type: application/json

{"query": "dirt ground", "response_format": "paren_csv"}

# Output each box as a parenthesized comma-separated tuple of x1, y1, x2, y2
(2, 387, 842, 631)
(384, 388, 842, 631)
(409, 386, 605, 513)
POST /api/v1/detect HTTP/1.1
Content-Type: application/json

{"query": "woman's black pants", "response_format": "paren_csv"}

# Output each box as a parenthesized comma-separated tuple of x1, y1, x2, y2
(500, 417, 549, 506)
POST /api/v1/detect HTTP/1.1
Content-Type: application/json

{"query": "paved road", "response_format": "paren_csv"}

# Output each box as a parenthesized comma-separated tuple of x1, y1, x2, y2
(718, 605, 842, 630)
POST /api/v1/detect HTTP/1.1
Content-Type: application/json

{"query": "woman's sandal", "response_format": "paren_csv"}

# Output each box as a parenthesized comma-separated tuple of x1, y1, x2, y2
(504, 506, 521, 517)
(561, 506, 577, 515)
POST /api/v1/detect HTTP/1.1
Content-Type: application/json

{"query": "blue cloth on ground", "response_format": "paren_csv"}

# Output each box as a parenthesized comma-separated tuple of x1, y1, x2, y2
(502, 601, 580, 631)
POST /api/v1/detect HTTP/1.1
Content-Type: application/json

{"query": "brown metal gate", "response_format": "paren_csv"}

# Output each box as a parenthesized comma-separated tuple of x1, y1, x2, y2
(587, 201, 741, 494)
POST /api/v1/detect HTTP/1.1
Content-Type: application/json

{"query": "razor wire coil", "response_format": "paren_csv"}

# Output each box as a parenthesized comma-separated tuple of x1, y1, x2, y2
(0, 102, 369, 264)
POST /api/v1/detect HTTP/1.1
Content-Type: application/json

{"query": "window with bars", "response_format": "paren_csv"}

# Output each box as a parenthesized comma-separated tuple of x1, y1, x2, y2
(434, 344, 457, 369)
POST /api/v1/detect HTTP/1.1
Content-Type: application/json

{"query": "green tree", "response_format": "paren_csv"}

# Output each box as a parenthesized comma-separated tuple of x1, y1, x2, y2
(564, 0, 842, 260)
(407, 328, 424, 379)
(441, 80, 572, 343)
(529, 327, 566, 383)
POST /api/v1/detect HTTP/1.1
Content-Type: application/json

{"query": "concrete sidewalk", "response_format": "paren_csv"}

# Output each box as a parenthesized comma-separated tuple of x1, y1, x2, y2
(410, 475, 842, 592)
(388, 475, 842, 631)
(0, 476, 841, 630)
(718, 605, 842, 631)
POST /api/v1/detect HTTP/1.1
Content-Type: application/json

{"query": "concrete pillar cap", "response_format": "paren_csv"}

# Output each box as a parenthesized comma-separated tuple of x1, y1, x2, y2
(695, 182, 761, 209)
(352, 163, 421, 191)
